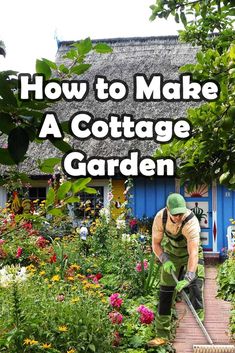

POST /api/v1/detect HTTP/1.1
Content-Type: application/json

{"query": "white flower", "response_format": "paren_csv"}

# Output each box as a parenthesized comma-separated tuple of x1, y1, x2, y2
(116, 219, 126, 229)
(122, 233, 131, 242)
(0, 265, 28, 287)
(99, 207, 110, 220)
(80, 226, 88, 240)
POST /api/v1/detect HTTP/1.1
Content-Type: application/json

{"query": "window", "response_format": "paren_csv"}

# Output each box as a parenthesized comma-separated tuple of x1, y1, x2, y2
(74, 186, 104, 219)
(27, 187, 47, 202)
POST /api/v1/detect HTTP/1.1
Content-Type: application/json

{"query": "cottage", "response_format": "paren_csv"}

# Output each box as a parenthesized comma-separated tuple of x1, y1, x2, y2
(1, 36, 234, 257)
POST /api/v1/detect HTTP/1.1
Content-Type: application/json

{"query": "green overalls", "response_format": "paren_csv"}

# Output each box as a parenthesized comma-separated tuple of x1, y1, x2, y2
(155, 209, 205, 340)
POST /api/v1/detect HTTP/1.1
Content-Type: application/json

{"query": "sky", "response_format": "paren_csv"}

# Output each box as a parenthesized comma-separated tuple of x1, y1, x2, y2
(0, 0, 183, 73)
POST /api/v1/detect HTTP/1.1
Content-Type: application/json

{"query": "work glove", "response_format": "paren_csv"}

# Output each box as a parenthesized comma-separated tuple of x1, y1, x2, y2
(175, 271, 196, 292)
(175, 279, 190, 292)
(162, 260, 176, 274)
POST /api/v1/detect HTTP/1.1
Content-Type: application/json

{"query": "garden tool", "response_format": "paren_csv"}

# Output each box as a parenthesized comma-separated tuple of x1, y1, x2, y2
(171, 271, 235, 353)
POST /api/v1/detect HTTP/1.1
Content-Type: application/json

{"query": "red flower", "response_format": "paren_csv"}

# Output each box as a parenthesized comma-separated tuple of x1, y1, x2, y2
(36, 236, 48, 248)
(22, 222, 33, 231)
(49, 253, 57, 263)
(16, 247, 23, 258)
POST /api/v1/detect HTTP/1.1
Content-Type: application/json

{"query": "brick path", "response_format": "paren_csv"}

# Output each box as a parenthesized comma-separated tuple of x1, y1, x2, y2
(173, 266, 234, 352)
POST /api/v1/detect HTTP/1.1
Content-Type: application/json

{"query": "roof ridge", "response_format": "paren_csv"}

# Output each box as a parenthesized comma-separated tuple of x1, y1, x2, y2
(57, 35, 180, 48)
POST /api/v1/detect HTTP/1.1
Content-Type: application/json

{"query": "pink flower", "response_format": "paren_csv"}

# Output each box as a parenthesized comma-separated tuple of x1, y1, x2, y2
(16, 247, 23, 258)
(109, 293, 123, 308)
(0, 239, 5, 245)
(56, 294, 65, 302)
(135, 259, 148, 272)
(109, 311, 123, 325)
(137, 305, 155, 324)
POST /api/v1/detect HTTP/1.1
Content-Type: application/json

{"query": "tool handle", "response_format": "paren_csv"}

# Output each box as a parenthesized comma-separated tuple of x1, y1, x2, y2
(171, 271, 213, 345)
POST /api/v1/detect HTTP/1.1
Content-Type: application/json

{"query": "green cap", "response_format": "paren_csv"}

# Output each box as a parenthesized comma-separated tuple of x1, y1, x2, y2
(167, 193, 187, 215)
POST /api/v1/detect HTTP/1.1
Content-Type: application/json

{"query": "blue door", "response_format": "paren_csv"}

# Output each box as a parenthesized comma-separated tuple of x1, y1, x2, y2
(180, 185, 213, 251)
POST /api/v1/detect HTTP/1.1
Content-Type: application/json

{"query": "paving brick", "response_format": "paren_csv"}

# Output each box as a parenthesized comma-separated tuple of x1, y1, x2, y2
(173, 266, 234, 352)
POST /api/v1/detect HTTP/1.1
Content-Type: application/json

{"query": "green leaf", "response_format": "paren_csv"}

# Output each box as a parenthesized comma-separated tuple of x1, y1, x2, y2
(0, 148, 15, 165)
(65, 196, 80, 204)
(93, 43, 113, 53)
(57, 181, 72, 200)
(41, 58, 57, 70)
(83, 187, 97, 194)
(70, 64, 92, 76)
(0, 113, 15, 134)
(60, 121, 70, 134)
(219, 171, 230, 184)
(88, 344, 96, 352)
(59, 64, 69, 74)
(175, 12, 180, 23)
(36, 59, 52, 80)
(39, 158, 61, 173)
(46, 187, 55, 207)
(50, 139, 72, 153)
(180, 11, 187, 27)
(8, 127, 29, 163)
(48, 208, 63, 216)
(72, 177, 92, 193)
(73, 38, 92, 55)
(0, 76, 17, 107)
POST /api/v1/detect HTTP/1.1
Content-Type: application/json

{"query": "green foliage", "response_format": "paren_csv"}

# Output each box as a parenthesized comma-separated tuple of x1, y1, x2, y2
(0, 38, 112, 167)
(217, 250, 235, 301)
(150, 1, 235, 189)
(217, 249, 235, 338)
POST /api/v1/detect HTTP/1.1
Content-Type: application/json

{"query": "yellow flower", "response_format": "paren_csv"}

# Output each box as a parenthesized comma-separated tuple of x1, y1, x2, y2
(40, 262, 46, 267)
(67, 276, 74, 281)
(33, 199, 39, 203)
(27, 264, 35, 271)
(76, 274, 86, 279)
(58, 325, 68, 332)
(70, 264, 80, 270)
(71, 297, 80, 304)
(67, 349, 76, 353)
(24, 338, 38, 345)
(52, 275, 60, 281)
(39, 271, 46, 276)
(101, 298, 107, 304)
(23, 338, 32, 345)
(86, 269, 91, 273)
(42, 343, 52, 349)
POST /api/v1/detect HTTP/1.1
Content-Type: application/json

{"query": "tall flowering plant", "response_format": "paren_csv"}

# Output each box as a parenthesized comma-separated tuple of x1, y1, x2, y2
(135, 247, 160, 296)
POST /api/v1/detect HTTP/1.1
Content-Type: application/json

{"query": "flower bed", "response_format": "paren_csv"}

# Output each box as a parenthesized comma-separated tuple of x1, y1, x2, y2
(0, 197, 176, 353)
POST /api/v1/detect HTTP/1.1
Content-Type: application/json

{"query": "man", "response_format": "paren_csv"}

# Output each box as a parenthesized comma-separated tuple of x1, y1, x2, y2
(148, 193, 205, 346)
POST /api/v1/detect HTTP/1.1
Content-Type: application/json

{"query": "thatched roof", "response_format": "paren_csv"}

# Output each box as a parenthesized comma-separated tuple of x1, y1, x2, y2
(1, 36, 200, 176)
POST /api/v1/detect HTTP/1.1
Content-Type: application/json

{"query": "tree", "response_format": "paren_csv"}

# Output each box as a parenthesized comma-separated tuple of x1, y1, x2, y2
(150, 0, 235, 189)
(0, 38, 112, 167)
